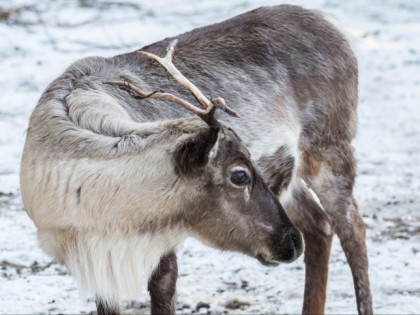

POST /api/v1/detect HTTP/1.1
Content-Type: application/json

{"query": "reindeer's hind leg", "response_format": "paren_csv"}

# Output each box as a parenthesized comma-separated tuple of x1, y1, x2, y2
(283, 181, 333, 314)
(148, 251, 178, 315)
(305, 145, 373, 315)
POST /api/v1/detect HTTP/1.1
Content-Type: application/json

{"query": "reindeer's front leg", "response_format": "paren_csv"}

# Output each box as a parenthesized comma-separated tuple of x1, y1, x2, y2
(148, 251, 178, 315)
(95, 299, 120, 315)
(282, 181, 333, 315)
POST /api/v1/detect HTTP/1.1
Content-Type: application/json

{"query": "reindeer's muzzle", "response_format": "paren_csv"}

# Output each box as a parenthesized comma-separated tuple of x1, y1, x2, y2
(257, 228, 304, 267)
(278, 230, 303, 263)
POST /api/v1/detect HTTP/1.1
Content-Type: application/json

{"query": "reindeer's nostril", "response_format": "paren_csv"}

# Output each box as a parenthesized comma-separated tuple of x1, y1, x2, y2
(286, 237, 294, 252)
(283, 237, 296, 260)
(291, 233, 301, 250)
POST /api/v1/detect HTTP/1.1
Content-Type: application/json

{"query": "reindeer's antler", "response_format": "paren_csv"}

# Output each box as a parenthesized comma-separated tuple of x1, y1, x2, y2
(102, 80, 215, 118)
(103, 39, 238, 125)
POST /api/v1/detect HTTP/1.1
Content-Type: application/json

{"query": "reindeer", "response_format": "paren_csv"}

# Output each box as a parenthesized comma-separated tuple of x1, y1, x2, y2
(20, 4, 372, 315)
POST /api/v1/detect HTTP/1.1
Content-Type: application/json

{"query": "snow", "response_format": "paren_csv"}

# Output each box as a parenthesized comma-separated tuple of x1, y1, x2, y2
(1, 0, 419, 314)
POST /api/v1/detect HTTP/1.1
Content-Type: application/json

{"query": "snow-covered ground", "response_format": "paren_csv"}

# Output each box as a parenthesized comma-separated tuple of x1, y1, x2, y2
(1, 0, 419, 314)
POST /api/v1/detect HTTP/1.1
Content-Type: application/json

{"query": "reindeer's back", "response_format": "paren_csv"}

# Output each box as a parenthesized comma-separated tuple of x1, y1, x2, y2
(139, 4, 358, 149)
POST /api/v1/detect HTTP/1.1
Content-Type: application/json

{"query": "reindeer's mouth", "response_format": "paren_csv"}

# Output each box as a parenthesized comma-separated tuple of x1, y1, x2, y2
(256, 254, 281, 267)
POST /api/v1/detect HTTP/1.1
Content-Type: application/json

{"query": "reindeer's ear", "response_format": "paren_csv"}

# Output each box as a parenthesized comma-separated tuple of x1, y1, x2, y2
(173, 127, 220, 177)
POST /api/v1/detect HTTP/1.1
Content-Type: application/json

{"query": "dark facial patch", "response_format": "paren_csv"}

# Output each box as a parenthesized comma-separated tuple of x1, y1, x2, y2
(172, 127, 219, 177)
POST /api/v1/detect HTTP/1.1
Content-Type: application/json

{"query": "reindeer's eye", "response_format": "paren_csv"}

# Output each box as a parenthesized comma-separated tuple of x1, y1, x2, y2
(230, 170, 250, 186)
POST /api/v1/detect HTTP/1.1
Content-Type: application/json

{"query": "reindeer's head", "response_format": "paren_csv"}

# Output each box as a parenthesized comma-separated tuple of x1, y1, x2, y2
(105, 39, 303, 266)
(172, 124, 303, 265)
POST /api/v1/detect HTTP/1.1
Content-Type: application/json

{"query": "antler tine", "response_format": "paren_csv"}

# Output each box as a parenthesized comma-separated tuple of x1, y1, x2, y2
(139, 39, 213, 111)
(211, 97, 239, 118)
